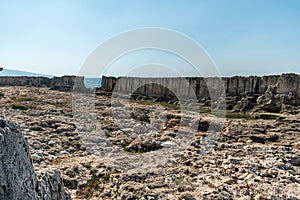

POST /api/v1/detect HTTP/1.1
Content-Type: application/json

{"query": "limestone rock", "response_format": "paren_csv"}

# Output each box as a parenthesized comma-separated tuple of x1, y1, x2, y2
(0, 76, 86, 92)
(0, 118, 71, 200)
(50, 76, 85, 91)
(179, 192, 197, 200)
(101, 73, 300, 112)
(102, 73, 299, 99)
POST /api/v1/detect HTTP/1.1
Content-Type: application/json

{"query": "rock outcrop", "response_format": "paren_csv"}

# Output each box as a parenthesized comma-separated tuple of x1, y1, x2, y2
(100, 73, 300, 112)
(50, 76, 85, 91)
(0, 76, 51, 87)
(0, 118, 71, 200)
(0, 76, 85, 91)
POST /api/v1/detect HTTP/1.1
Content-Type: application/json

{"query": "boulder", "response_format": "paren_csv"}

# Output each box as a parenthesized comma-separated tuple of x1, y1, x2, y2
(232, 96, 257, 112)
(0, 118, 71, 200)
(253, 85, 282, 113)
(125, 139, 162, 153)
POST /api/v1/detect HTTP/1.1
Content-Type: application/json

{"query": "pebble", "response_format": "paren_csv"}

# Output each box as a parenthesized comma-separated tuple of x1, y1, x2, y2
(31, 153, 43, 162)
(245, 173, 254, 181)
(48, 140, 55, 146)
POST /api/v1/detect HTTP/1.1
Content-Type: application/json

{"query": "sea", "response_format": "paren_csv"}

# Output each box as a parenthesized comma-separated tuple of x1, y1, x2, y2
(84, 78, 102, 88)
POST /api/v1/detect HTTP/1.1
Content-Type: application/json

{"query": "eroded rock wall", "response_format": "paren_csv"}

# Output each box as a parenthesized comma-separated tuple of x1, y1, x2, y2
(0, 76, 51, 87)
(101, 73, 300, 102)
(50, 76, 85, 91)
(0, 76, 85, 91)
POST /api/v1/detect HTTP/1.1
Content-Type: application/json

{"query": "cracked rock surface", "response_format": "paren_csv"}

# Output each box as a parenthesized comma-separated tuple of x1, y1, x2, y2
(0, 86, 299, 199)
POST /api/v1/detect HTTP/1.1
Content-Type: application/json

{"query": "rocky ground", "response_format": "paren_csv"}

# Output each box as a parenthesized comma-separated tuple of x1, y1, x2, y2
(0, 86, 299, 200)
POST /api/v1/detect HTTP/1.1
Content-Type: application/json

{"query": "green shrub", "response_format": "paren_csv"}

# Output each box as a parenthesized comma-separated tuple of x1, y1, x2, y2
(225, 112, 253, 119)
(10, 104, 28, 110)
(77, 174, 101, 198)
(76, 170, 120, 198)
(131, 99, 253, 120)
(17, 97, 34, 102)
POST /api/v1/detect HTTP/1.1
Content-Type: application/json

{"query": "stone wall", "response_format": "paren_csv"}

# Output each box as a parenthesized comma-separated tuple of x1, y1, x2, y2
(0, 76, 85, 91)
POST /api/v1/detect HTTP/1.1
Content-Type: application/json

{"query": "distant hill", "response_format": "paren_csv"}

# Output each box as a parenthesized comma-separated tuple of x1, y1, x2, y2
(0, 69, 53, 78)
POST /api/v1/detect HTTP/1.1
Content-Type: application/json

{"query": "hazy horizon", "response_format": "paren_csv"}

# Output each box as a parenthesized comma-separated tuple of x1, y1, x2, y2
(1, 68, 299, 78)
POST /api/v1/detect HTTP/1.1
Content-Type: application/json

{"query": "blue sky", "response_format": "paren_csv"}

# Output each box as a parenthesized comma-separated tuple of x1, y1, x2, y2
(0, 0, 299, 76)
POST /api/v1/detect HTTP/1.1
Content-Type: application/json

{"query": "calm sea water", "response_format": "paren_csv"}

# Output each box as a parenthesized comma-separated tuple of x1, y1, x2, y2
(84, 78, 102, 88)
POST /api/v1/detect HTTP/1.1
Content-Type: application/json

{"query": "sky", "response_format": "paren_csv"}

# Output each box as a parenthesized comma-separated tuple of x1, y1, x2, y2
(0, 0, 299, 77)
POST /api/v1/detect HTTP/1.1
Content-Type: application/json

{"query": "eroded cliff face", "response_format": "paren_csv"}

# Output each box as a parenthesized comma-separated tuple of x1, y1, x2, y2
(50, 76, 85, 91)
(0, 76, 51, 87)
(101, 74, 300, 98)
(0, 76, 85, 91)
(0, 118, 71, 200)
(223, 73, 300, 98)
(100, 73, 300, 112)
